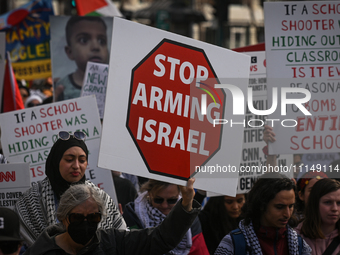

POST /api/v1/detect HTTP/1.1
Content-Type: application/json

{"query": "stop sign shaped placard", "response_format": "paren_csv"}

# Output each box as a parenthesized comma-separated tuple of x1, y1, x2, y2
(127, 39, 225, 180)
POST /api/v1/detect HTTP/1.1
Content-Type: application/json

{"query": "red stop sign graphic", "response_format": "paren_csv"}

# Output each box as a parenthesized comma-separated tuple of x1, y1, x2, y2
(127, 39, 225, 180)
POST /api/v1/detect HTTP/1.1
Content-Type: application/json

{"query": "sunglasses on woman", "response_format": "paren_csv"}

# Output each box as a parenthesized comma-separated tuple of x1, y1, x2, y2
(68, 212, 101, 224)
(58, 131, 86, 141)
(153, 198, 178, 205)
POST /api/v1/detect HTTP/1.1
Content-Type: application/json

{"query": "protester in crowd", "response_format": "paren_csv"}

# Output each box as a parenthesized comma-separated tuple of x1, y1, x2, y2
(28, 79, 47, 102)
(214, 172, 311, 255)
(54, 16, 109, 101)
(15, 131, 126, 247)
(0, 208, 23, 255)
(111, 171, 137, 214)
(295, 178, 340, 255)
(123, 179, 209, 255)
(24, 95, 42, 108)
(18, 84, 30, 106)
(295, 171, 327, 221)
(199, 194, 245, 254)
(41, 77, 53, 98)
(24, 179, 200, 255)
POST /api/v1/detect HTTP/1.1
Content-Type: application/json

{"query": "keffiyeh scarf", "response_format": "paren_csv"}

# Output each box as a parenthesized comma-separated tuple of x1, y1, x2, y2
(134, 191, 192, 255)
(15, 177, 126, 246)
(214, 220, 312, 255)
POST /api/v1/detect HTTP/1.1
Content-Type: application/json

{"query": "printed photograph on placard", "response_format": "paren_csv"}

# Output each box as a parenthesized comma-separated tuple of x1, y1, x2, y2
(50, 16, 113, 102)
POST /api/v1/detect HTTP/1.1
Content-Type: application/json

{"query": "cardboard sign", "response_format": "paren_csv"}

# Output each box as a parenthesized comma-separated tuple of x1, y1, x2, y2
(264, 1, 340, 154)
(0, 163, 30, 209)
(0, 96, 117, 202)
(98, 18, 250, 196)
(237, 51, 293, 193)
(81, 62, 108, 119)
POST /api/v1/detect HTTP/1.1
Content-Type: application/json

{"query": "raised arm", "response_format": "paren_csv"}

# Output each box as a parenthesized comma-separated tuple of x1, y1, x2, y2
(180, 178, 196, 212)
(116, 178, 201, 255)
(263, 125, 277, 168)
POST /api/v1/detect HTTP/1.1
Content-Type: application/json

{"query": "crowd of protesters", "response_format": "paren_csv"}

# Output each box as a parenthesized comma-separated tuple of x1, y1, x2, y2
(1, 123, 340, 255)
(0, 13, 339, 255)
(1, 81, 340, 254)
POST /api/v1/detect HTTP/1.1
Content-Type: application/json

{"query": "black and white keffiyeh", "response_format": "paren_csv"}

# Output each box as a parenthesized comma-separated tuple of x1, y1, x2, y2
(214, 220, 312, 255)
(134, 191, 192, 255)
(15, 177, 126, 246)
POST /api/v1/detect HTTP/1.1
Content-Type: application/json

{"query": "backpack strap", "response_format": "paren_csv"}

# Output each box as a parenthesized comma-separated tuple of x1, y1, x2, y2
(322, 236, 340, 255)
(297, 235, 303, 255)
(230, 228, 247, 254)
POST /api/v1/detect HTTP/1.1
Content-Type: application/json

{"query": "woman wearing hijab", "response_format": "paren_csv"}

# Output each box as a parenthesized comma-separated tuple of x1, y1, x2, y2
(123, 179, 209, 255)
(15, 131, 126, 247)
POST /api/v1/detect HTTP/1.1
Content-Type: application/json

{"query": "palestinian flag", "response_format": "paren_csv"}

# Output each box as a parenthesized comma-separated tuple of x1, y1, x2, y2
(75, 0, 122, 17)
(1, 52, 24, 113)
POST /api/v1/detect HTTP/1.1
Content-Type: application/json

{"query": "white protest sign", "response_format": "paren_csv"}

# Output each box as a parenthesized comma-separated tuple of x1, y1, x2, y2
(0, 163, 30, 209)
(98, 18, 250, 196)
(237, 51, 294, 193)
(0, 96, 117, 202)
(264, 1, 340, 154)
(0, 32, 6, 108)
(247, 52, 267, 97)
(81, 62, 108, 119)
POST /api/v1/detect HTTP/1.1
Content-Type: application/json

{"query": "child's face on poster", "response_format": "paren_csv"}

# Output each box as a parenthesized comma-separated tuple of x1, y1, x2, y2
(65, 20, 109, 72)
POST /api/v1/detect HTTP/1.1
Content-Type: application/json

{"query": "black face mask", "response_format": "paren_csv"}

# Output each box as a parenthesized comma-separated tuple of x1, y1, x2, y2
(67, 221, 98, 245)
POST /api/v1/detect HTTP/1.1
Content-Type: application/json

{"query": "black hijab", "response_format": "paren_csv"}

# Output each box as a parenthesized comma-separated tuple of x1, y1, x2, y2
(45, 136, 89, 200)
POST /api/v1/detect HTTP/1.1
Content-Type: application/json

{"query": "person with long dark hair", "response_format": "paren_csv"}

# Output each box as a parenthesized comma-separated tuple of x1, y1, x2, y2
(214, 172, 311, 255)
(295, 178, 340, 255)
(199, 194, 245, 254)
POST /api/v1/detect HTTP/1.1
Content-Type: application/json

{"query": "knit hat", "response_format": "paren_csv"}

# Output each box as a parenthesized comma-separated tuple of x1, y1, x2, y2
(0, 208, 23, 241)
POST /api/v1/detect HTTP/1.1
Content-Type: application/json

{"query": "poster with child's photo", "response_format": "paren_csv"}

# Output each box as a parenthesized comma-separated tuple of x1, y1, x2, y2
(50, 16, 113, 102)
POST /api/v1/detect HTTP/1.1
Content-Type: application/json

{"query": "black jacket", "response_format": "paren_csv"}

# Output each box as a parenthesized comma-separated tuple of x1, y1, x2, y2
(24, 199, 201, 255)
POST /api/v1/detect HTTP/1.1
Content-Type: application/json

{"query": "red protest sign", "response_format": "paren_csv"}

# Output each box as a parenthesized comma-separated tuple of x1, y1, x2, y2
(127, 39, 225, 180)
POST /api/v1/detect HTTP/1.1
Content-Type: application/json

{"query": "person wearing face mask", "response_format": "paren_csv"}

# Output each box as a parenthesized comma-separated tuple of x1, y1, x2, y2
(123, 179, 209, 255)
(14, 131, 126, 248)
(24, 179, 200, 255)
(198, 194, 246, 254)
